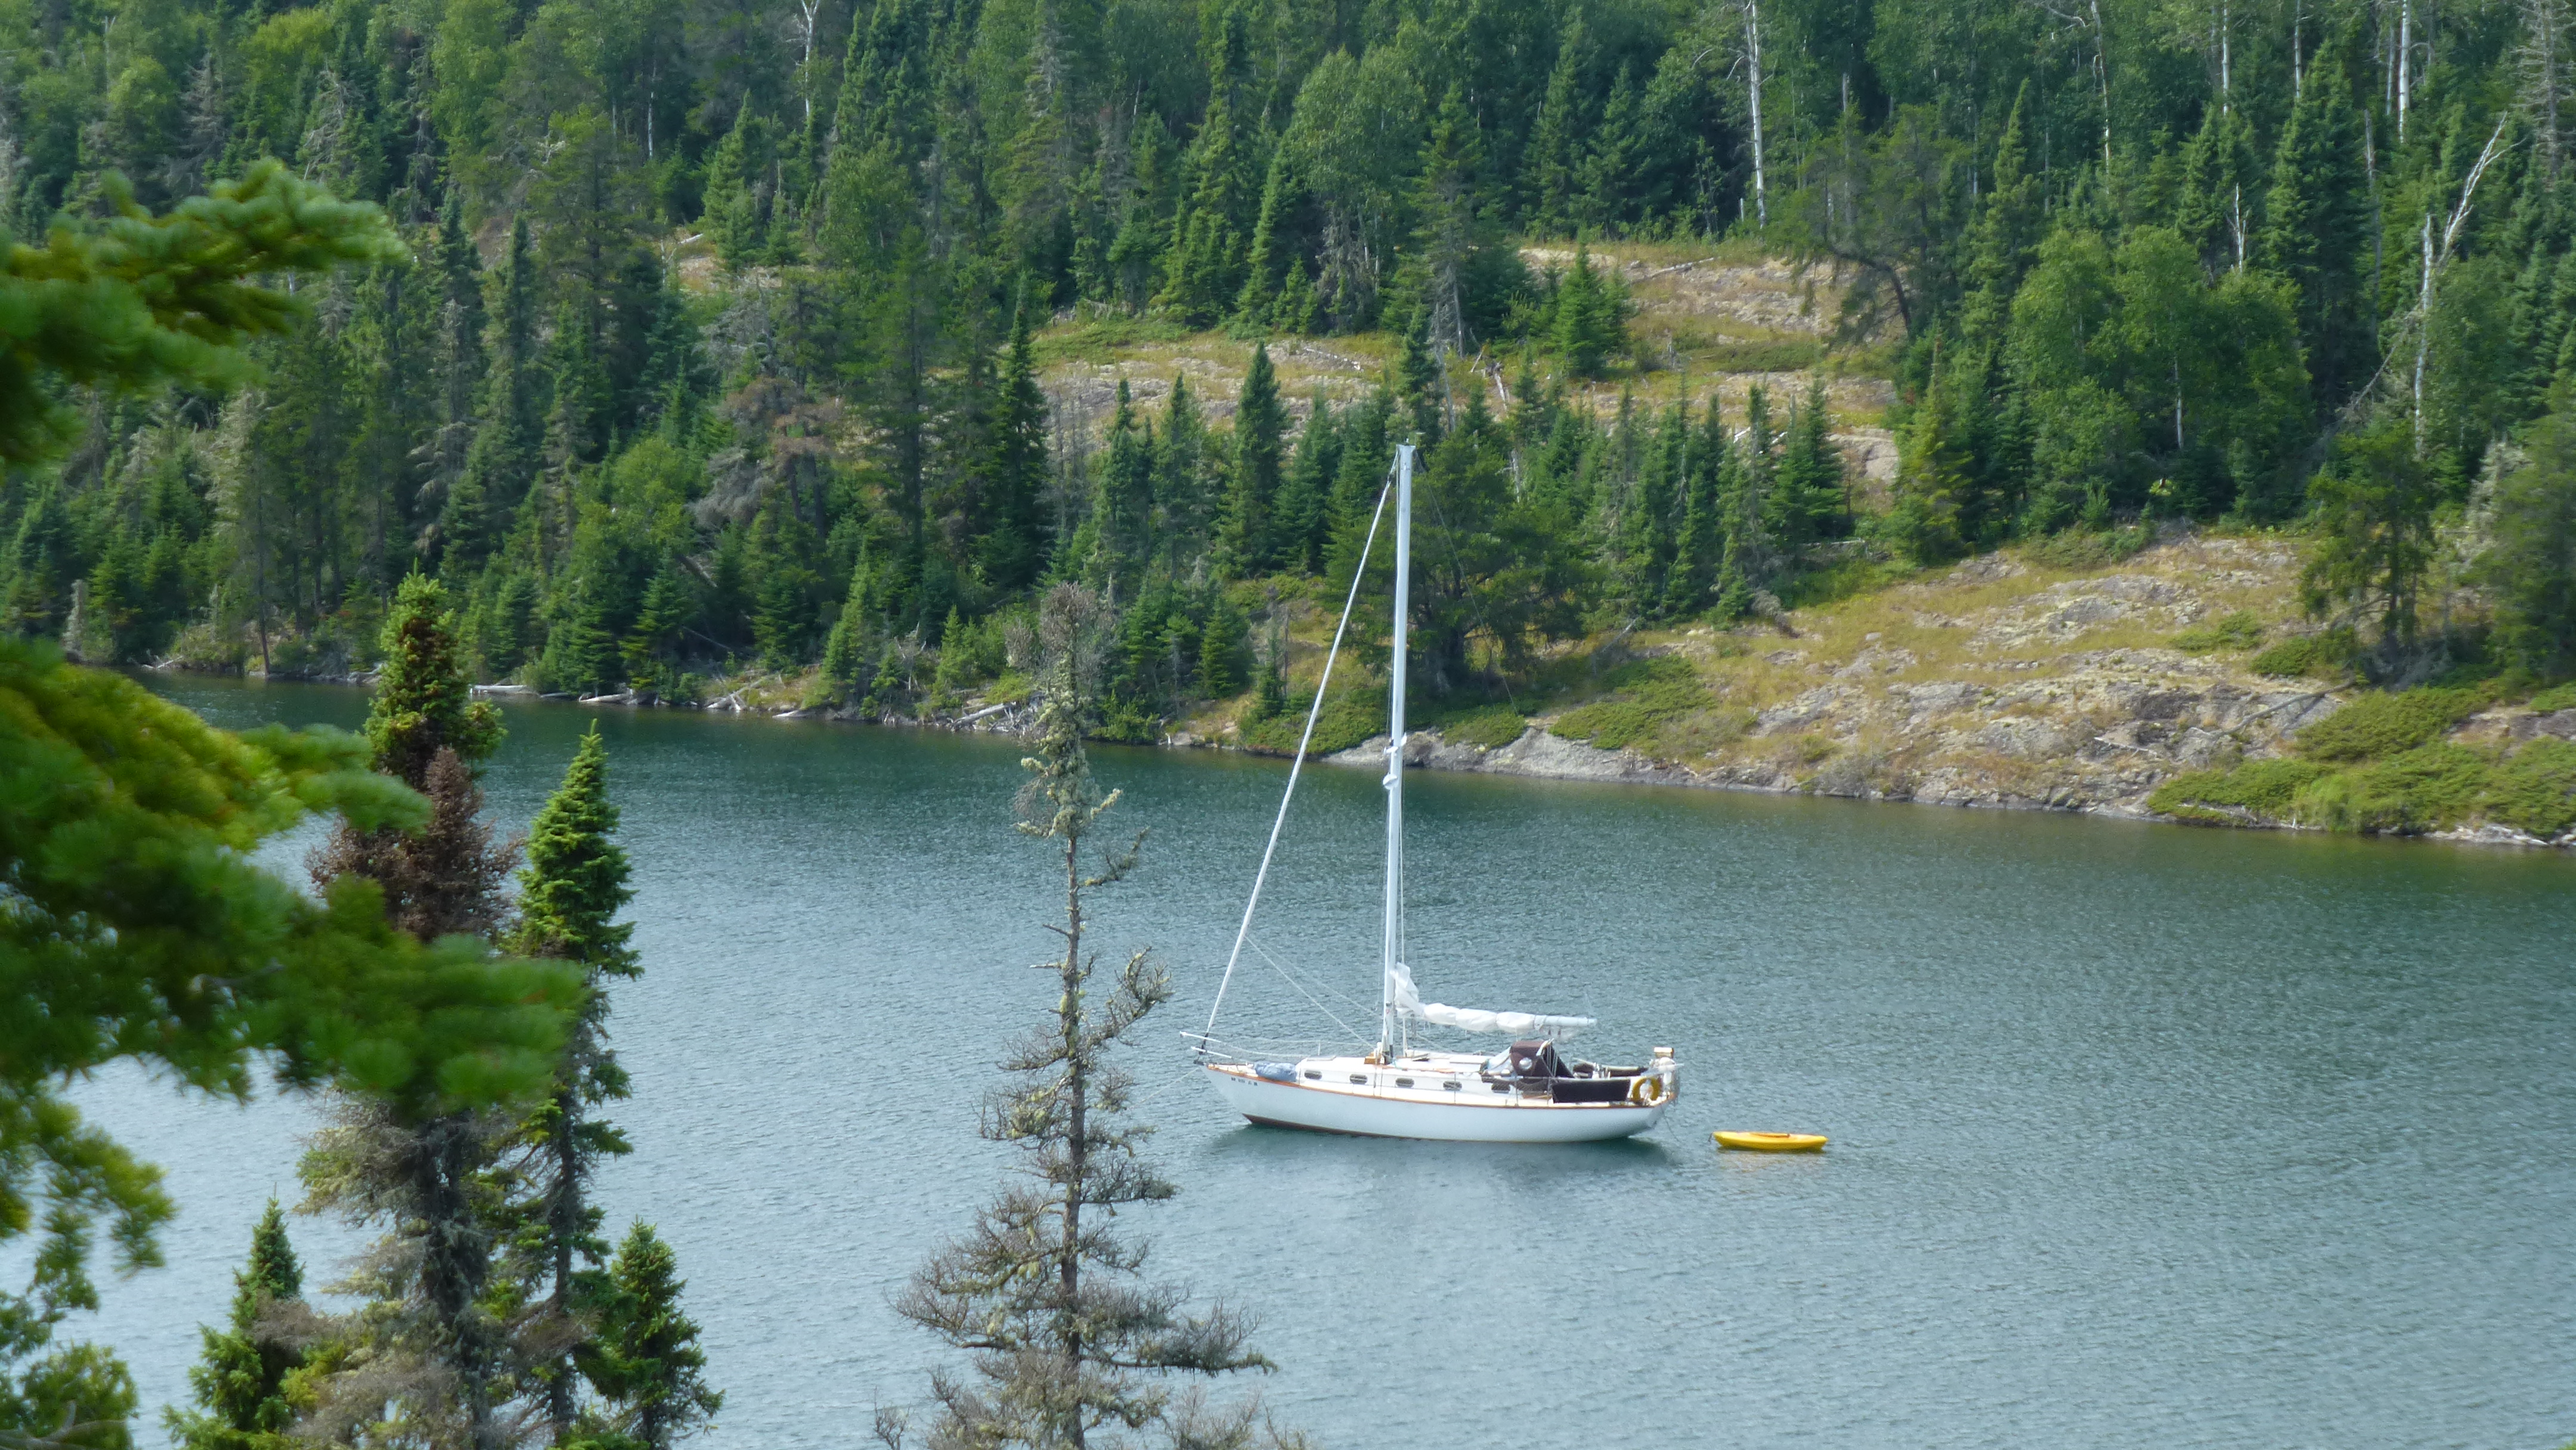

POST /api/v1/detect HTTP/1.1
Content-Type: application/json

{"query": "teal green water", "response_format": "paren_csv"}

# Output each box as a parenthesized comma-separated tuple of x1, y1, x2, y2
(78, 677, 2576, 1448)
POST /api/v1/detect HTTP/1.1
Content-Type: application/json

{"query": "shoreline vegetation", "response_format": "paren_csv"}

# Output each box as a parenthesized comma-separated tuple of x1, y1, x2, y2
(169, 525, 2576, 851)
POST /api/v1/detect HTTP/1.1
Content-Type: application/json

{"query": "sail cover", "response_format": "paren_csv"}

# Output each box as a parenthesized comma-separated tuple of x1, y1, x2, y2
(1387, 964, 1593, 1035)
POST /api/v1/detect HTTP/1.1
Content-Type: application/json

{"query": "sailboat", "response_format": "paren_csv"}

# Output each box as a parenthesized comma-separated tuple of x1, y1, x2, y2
(1193, 444, 1678, 1142)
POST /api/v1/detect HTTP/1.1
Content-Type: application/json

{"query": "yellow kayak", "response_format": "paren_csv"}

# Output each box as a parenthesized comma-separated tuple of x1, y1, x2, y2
(1714, 1130, 1828, 1152)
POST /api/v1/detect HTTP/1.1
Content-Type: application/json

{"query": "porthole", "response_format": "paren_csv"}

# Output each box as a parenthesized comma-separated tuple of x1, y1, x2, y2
(1349, 1074, 1367, 1085)
(1395, 1077, 1414, 1088)
(1490, 1083, 1508, 1093)
(1444, 1082, 1463, 1091)
(1302, 1071, 1321, 1080)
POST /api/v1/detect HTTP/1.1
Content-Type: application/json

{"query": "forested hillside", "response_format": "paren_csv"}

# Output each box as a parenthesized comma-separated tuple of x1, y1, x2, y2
(5, 0, 2575, 729)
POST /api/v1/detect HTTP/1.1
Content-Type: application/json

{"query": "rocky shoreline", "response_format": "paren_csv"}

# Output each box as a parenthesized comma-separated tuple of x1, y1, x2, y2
(465, 672, 2575, 853)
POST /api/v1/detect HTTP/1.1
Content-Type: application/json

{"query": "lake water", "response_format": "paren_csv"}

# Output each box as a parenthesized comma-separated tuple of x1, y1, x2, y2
(67, 676, 2576, 1449)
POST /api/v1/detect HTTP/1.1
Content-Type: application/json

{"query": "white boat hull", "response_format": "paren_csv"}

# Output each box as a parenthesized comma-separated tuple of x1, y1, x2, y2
(1202, 1062, 1670, 1142)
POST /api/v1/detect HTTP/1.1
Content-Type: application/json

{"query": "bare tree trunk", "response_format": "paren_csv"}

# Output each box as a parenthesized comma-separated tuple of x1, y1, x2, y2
(1744, 0, 1768, 228)
(2399, 0, 2413, 139)
(2416, 211, 2433, 457)
(1058, 826, 1086, 1450)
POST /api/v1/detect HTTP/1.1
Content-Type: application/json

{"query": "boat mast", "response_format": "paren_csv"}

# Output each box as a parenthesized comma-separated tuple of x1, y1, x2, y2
(1380, 444, 1414, 1057)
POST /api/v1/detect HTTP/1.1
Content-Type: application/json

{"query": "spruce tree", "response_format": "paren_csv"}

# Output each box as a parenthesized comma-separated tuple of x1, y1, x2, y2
(1086, 381, 1154, 596)
(984, 296, 1050, 593)
(300, 574, 528, 1450)
(1156, 8, 1262, 325)
(1524, 14, 1587, 235)
(167, 1203, 306, 1450)
(1665, 398, 1726, 616)
(1959, 85, 2042, 343)
(1156, 376, 1211, 568)
(894, 584, 1268, 1448)
(1215, 344, 1284, 578)
(1234, 151, 1296, 326)
(1412, 85, 1490, 361)
(504, 726, 641, 1443)
(1553, 247, 1621, 381)
(1769, 377, 1847, 549)
(1275, 398, 1340, 575)
(584, 1223, 720, 1450)
(2260, 26, 2373, 409)
(2176, 103, 2259, 277)
(446, 218, 544, 574)
(1198, 593, 1249, 696)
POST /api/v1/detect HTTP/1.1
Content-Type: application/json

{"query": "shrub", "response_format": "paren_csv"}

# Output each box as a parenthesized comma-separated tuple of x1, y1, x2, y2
(2250, 629, 2360, 678)
(1429, 703, 1528, 750)
(2148, 758, 2334, 823)
(1549, 655, 1711, 751)
(2027, 525, 2154, 569)
(1701, 338, 1824, 373)
(2528, 683, 2576, 712)
(2294, 687, 2482, 762)
(2171, 610, 2267, 654)
(2292, 743, 2489, 834)
(1238, 687, 1387, 755)
(2481, 738, 2576, 838)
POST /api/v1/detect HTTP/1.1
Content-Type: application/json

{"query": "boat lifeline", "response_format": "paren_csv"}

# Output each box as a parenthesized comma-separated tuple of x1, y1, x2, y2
(1192, 444, 1678, 1142)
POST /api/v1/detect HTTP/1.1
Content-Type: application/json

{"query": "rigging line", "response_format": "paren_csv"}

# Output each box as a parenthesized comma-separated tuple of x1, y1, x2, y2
(1203, 475, 1397, 1039)
(1249, 934, 1373, 1015)
(1247, 939, 1373, 1039)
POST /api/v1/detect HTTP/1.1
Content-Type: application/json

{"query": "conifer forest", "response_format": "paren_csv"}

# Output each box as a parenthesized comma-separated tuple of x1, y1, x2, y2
(8, 0, 2576, 721)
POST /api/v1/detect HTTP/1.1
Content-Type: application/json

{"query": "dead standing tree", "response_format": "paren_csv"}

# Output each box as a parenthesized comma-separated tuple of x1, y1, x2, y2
(891, 583, 1275, 1450)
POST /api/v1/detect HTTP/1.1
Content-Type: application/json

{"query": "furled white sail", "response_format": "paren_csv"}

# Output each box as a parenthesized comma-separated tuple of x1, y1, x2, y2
(1386, 964, 1594, 1036)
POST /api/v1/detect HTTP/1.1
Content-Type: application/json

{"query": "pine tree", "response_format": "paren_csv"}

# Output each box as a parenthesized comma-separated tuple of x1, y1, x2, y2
(894, 584, 1268, 1448)
(584, 1223, 720, 1450)
(1215, 343, 1284, 578)
(166, 1202, 306, 1450)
